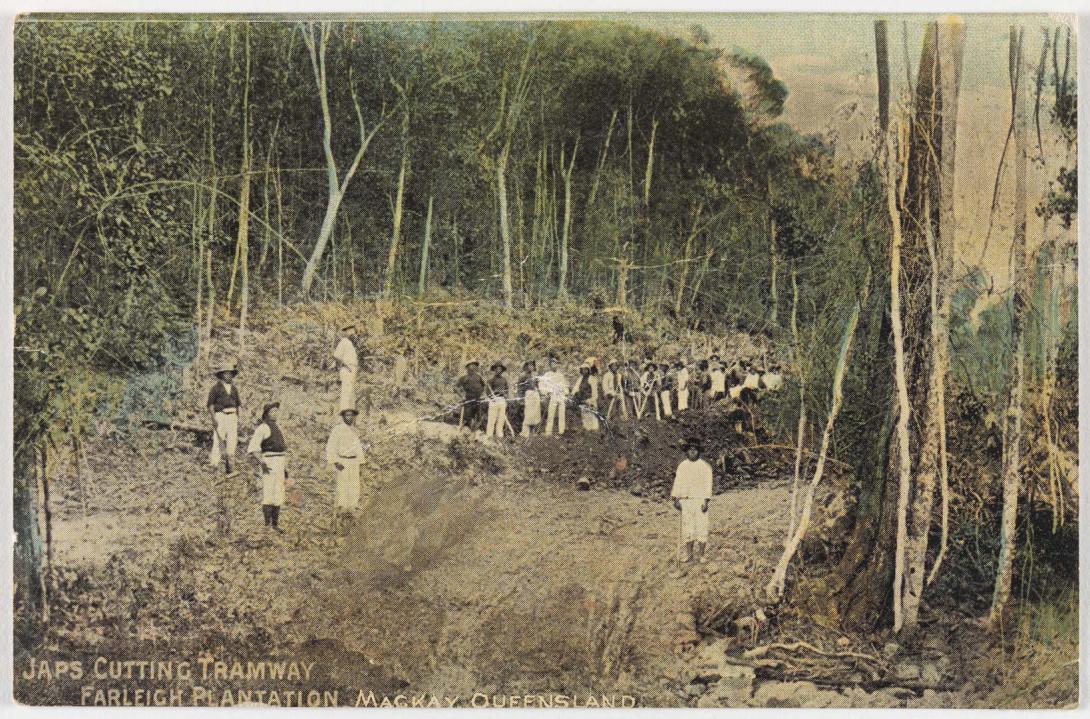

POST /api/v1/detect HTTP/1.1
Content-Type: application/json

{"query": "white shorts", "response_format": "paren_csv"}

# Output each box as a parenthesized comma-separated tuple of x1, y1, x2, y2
(679, 498, 709, 543)
(261, 454, 286, 506)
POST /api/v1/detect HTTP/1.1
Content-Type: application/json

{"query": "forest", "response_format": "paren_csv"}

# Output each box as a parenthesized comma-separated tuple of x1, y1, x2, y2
(12, 15, 1080, 708)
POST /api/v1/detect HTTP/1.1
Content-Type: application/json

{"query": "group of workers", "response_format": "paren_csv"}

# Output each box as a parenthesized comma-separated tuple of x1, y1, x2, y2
(453, 351, 785, 439)
(205, 319, 783, 559)
(206, 320, 370, 532)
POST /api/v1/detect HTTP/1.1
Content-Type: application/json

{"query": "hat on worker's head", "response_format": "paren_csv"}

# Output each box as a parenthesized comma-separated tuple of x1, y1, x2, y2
(340, 321, 356, 332)
(681, 438, 704, 453)
(523, 360, 537, 371)
(608, 359, 621, 368)
(214, 361, 238, 377)
(465, 360, 480, 370)
(339, 405, 359, 418)
(490, 361, 507, 372)
(262, 401, 280, 420)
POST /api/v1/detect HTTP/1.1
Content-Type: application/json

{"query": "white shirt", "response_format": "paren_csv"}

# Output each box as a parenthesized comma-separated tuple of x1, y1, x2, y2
(762, 372, 784, 391)
(247, 423, 270, 455)
(710, 369, 726, 393)
(676, 367, 690, 389)
(602, 371, 617, 397)
(334, 337, 358, 371)
(325, 422, 364, 467)
(540, 370, 568, 397)
(671, 459, 714, 499)
(743, 373, 762, 391)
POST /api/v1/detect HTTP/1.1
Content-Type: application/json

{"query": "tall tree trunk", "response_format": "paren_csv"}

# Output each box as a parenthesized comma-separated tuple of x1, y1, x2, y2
(385, 142, 409, 297)
(418, 194, 433, 296)
(558, 139, 579, 298)
(497, 149, 514, 308)
(768, 279, 866, 601)
(14, 446, 45, 621)
(831, 20, 945, 632)
(990, 26, 1028, 626)
(300, 23, 384, 295)
(925, 17, 965, 587)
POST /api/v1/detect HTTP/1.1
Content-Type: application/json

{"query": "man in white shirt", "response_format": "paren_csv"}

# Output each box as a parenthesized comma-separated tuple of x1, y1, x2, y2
(708, 356, 727, 401)
(333, 322, 359, 413)
(325, 404, 365, 529)
(670, 440, 714, 565)
(675, 360, 691, 412)
(246, 401, 288, 531)
(540, 355, 568, 436)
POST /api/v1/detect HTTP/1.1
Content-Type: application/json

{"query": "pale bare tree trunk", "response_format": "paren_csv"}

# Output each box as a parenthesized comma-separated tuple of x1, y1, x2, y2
(237, 152, 251, 357)
(300, 22, 385, 295)
(385, 139, 409, 296)
(643, 116, 658, 207)
(925, 17, 965, 588)
(767, 279, 866, 602)
(586, 107, 617, 211)
(202, 177, 217, 365)
(991, 26, 1028, 626)
(497, 152, 514, 307)
(887, 117, 913, 635)
(558, 138, 579, 298)
(786, 265, 807, 546)
(769, 200, 779, 325)
(418, 194, 433, 296)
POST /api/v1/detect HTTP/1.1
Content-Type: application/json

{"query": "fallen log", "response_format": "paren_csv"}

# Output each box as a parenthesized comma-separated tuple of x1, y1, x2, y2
(142, 420, 213, 442)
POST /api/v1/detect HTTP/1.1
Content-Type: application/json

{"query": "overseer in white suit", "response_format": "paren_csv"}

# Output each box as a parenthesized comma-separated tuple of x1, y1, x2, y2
(671, 440, 714, 564)
(326, 405, 364, 524)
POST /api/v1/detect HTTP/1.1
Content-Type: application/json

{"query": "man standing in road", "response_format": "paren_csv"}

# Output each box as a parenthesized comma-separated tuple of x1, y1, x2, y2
(671, 439, 714, 566)
(207, 361, 242, 477)
(325, 403, 365, 530)
(247, 401, 288, 531)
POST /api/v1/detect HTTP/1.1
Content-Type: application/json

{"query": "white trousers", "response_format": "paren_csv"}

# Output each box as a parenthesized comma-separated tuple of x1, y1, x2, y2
(521, 390, 542, 436)
(339, 366, 357, 410)
(487, 397, 508, 438)
(679, 498, 709, 543)
(334, 459, 361, 510)
(677, 389, 690, 412)
(261, 455, 286, 506)
(660, 390, 673, 417)
(210, 411, 238, 466)
(544, 395, 566, 436)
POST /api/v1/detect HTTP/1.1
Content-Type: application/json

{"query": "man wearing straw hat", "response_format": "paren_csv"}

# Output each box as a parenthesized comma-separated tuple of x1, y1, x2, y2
(670, 439, 714, 565)
(325, 402, 365, 529)
(334, 321, 359, 412)
(540, 354, 568, 436)
(456, 360, 486, 432)
(485, 361, 510, 439)
(207, 361, 242, 477)
(247, 401, 288, 531)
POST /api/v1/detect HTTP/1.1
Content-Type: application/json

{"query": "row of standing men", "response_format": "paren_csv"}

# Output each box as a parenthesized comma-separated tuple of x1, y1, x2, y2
(455, 353, 784, 438)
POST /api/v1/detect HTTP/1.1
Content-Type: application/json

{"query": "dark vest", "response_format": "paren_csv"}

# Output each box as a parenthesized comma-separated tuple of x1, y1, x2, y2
(260, 421, 287, 453)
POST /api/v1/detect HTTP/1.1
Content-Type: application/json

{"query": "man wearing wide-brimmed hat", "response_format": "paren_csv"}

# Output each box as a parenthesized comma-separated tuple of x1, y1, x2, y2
(247, 401, 288, 531)
(485, 361, 510, 438)
(334, 321, 359, 413)
(602, 359, 627, 420)
(207, 361, 242, 477)
(455, 360, 486, 432)
(670, 439, 714, 565)
(325, 401, 365, 527)
(540, 354, 568, 436)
